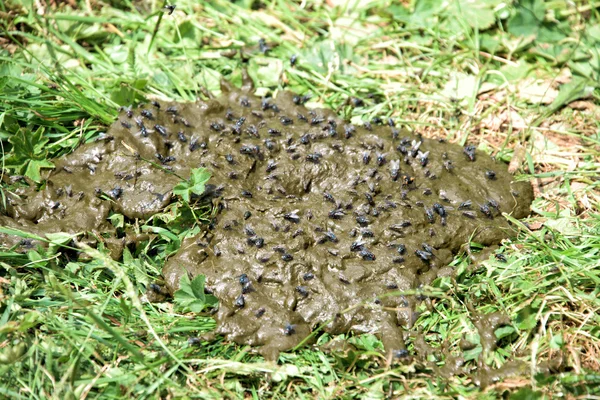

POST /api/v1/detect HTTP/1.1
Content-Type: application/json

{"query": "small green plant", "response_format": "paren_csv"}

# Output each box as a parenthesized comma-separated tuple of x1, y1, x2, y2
(173, 274, 218, 313)
(3, 127, 54, 182)
(172, 167, 211, 203)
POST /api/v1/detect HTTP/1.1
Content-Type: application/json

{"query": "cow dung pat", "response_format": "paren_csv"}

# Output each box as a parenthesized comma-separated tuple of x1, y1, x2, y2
(0, 74, 533, 361)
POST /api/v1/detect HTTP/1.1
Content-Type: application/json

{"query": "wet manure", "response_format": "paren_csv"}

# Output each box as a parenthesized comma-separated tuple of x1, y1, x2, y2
(0, 76, 533, 361)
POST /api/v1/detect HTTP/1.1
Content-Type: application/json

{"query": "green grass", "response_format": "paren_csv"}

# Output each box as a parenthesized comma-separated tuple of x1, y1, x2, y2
(1, 0, 600, 398)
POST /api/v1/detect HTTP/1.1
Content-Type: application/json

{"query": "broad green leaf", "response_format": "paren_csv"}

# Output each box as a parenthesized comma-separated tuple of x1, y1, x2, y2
(195, 68, 222, 95)
(173, 274, 218, 313)
(108, 213, 125, 229)
(453, 0, 498, 30)
(509, 388, 543, 400)
(46, 232, 77, 245)
(25, 159, 55, 183)
(173, 168, 211, 203)
(507, 0, 545, 37)
(549, 334, 564, 349)
(495, 325, 515, 339)
(547, 77, 594, 113)
(441, 72, 478, 102)
(106, 44, 129, 64)
(410, 0, 445, 27)
(4, 127, 55, 182)
(173, 181, 191, 203)
(248, 57, 283, 88)
(515, 306, 537, 330)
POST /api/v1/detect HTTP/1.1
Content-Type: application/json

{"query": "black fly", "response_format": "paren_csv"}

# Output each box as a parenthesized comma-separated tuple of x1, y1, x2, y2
(425, 208, 435, 223)
(459, 200, 472, 210)
(350, 241, 364, 252)
(266, 160, 277, 172)
(164, 4, 176, 15)
(356, 215, 369, 226)
(239, 274, 250, 285)
(432, 203, 446, 217)
(495, 253, 507, 263)
(463, 144, 476, 161)
(360, 248, 376, 261)
(344, 124, 355, 139)
(325, 231, 338, 243)
(306, 153, 322, 163)
(415, 249, 432, 263)
(479, 204, 493, 219)
(108, 186, 123, 200)
(284, 212, 300, 223)
(485, 170, 497, 180)
(234, 295, 245, 308)
(154, 124, 167, 137)
(362, 151, 371, 165)
(283, 324, 296, 335)
(462, 211, 477, 219)
(328, 209, 345, 219)
(258, 38, 270, 54)
(141, 109, 154, 120)
(210, 122, 224, 132)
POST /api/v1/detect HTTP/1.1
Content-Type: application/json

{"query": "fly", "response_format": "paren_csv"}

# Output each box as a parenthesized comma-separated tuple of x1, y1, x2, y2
(362, 151, 371, 165)
(464, 144, 476, 161)
(425, 208, 435, 223)
(284, 211, 300, 223)
(356, 215, 369, 226)
(415, 249, 432, 263)
(306, 153, 322, 163)
(154, 124, 167, 137)
(360, 248, 376, 261)
(141, 109, 154, 120)
(328, 209, 345, 219)
(164, 4, 176, 14)
(296, 286, 309, 297)
(344, 124, 355, 139)
(266, 160, 277, 172)
(459, 200, 472, 210)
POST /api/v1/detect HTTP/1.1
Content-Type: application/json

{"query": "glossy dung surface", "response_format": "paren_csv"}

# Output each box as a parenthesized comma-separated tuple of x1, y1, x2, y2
(0, 78, 533, 360)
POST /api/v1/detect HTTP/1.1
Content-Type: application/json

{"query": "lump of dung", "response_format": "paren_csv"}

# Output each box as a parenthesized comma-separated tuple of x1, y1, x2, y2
(0, 74, 533, 361)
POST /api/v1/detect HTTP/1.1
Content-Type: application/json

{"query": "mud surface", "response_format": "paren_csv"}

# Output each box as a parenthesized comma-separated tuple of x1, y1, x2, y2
(1, 76, 533, 361)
